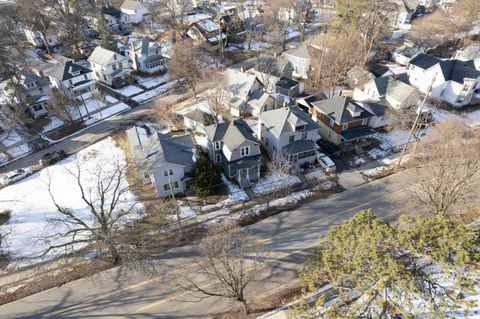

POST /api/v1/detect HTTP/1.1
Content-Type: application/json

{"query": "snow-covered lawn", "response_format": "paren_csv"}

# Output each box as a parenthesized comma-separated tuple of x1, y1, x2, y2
(253, 173, 301, 195)
(305, 169, 327, 181)
(201, 175, 249, 212)
(178, 202, 197, 219)
(105, 95, 119, 104)
(136, 74, 170, 89)
(84, 103, 130, 125)
(74, 98, 107, 120)
(113, 85, 144, 97)
(251, 190, 313, 214)
(132, 80, 178, 103)
(0, 138, 140, 268)
(372, 129, 409, 152)
(41, 117, 64, 133)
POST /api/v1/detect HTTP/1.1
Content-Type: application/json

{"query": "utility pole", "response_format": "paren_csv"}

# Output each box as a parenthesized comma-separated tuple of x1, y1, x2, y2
(168, 179, 183, 240)
(395, 74, 437, 170)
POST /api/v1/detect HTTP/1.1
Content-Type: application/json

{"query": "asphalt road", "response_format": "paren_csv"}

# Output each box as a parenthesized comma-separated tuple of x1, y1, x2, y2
(0, 170, 435, 319)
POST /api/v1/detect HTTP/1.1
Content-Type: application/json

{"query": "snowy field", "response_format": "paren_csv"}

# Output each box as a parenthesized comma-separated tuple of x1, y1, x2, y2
(113, 85, 144, 97)
(0, 138, 140, 268)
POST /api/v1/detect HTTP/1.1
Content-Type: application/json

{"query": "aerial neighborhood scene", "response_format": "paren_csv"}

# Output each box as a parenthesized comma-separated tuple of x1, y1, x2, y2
(1, 0, 480, 318)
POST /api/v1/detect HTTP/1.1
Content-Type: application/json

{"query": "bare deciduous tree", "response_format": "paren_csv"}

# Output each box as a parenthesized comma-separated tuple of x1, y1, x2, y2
(44, 153, 141, 265)
(169, 41, 204, 98)
(160, 0, 191, 36)
(263, 154, 294, 212)
(179, 226, 264, 318)
(307, 30, 365, 97)
(47, 88, 78, 123)
(410, 120, 480, 215)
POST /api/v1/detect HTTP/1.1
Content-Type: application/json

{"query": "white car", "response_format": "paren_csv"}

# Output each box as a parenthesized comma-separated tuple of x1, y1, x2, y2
(0, 167, 33, 185)
(316, 152, 336, 173)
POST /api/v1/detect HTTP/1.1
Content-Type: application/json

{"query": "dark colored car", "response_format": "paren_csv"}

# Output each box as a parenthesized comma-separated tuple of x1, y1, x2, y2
(39, 150, 68, 167)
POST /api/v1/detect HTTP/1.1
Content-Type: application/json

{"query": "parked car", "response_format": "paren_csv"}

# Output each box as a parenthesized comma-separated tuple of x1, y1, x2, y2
(39, 150, 68, 167)
(316, 152, 336, 173)
(0, 167, 33, 185)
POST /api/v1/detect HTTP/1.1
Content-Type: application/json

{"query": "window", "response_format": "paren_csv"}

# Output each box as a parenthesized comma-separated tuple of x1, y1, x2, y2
(112, 64, 117, 70)
(69, 80, 73, 85)
(163, 170, 168, 177)
(361, 119, 368, 125)
(163, 184, 170, 191)
(215, 154, 221, 163)
(342, 123, 348, 130)
(113, 54, 117, 60)
(462, 84, 471, 91)
(173, 181, 179, 188)
(169, 168, 174, 175)
(32, 104, 44, 111)
(95, 72, 100, 78)
(103, 75, 107, 81)
(38, 87, 43, 93)
(240, 146, 250, 157)
(118, 63, 122, 69)
(301, 132, 307, 140)
(214, 141, 221, 150)
(289, 135, 295, 142)
(295, 125, 305, 131)
(329, 118, 335, 127)
(84, 75, 88, 80)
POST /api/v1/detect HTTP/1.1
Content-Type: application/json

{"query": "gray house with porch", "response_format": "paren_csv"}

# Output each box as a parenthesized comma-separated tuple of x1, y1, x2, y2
(205, 120, 262, 188)
(258, 106, 320, 167)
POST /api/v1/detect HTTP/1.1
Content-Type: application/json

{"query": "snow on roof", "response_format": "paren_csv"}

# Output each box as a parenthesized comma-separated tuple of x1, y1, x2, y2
(197, 19, 219, 33)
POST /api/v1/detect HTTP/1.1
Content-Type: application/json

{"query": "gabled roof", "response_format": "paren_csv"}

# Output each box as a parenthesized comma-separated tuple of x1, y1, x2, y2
(372, 74, 411, 96)
(276, 77, 299, 90)
(120, 0, 143, 11)
(221, 69, 259, 100)
(361, 102, 390, 117)
(409, 53, 441, 69)
(259, 106, 320, 138)
(312, 96, 374, 124)
(205, 120, 258, 151)
(438, 59, 480, 84)
(183, 108, 216, 126)
(255, 55, 292, 78)
(283, 43, 310, 60)
(88, 46, 122, 65)
(44, 61, 92, 81)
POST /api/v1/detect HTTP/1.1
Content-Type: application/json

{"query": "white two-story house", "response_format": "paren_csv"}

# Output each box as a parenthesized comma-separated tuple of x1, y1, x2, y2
(120, 0, 148, 24)
(408, 53, 480, 107)
(45, 61, 96, 98)
(23, 19, 61, 49)
(125, 38, 167, 74)
(88, 46, 133, 88)
(258, 106, 320, 167)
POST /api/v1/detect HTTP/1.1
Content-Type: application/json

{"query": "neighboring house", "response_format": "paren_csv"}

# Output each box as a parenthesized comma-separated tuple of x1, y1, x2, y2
(126, 124, 195, 198)
(275, 77, 302, 97)
(183, 108, 216, 134)
(392, 45, 423, 66)
(252, 55, 294, 93)
(205, 120, 262, 188)
(100, 5, 132, 33)
(186, 19, 226, 52)
(283, 43, 312, 79)
(408, 53, 480, 107)
(88, 46, 133, 88)
(120, 0, 148, 24)
(258, 106, 321, 167)
(361, 102, 392, 129)
(347, 67, 375, 90)
(125, 38, 167, 74)
(353, 74, 419, 109)
(23, 19, 60, 49)
(220, 68, 263, 117)
(311, 96, 375, 145)
(0, 73, 51, 119)
(44, 61, 95, 97)
(455, 43, 480, 70)
(247, 90, 275, 116)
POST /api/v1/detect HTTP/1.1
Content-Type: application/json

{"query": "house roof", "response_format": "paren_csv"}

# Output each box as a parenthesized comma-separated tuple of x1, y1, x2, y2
(221, 68, 259, 100)
(347, 66, 375, 88)
(372, 74, 411, 96)
(339, 126, 376, 141)
(276, 77, 299, 90)
(183, 108, 216, 126)
(361, 102, 390, 117)
(88, 46, 121, 65)
(205, 120, 258, 150)
(101, 6, 122, 18)
(120, 0, 142, 11)
(395, 45, 422, 59)
(283, 43, 310, 60)
(259, 106, 320, 138)
(438, 59, 480, 84)
(456, 43, 480, 61)
(248, 90, 272, 110)
(365, 62, 392, 78)
(312, 96, 374, 124)
(196, 19, 220, 33)
(283, 140, 318, 155)
(409, 53, 441, 69)
(255, 55, 292, 78)
(44, 61, 91, 81)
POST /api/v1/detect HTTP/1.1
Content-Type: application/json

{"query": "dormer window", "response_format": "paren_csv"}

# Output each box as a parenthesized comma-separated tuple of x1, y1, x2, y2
(214, 141, 221, 150)
(113, 54, 117, 60)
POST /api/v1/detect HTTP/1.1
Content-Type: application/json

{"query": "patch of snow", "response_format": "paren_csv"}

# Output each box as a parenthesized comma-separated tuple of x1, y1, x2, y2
(465, 109, 480, 128)
(73, 98, 107, 120)
(105, 95, 118, 104)
(250, 190, 313, 215)
(113, 85, 144, 97)
(136, 74, 170, 89)
(84, 103, 130, 126)
(132, 80, 178, 103)
(194, 135, 208, 148)
(178, 203, 197, 219)
(253, 173, 301, 195)
(41, 117, 64, 133)
(305, 169, 327, 181)
(0, 138, 140, 268)
(201, 175, 249, 212)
